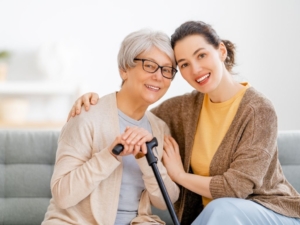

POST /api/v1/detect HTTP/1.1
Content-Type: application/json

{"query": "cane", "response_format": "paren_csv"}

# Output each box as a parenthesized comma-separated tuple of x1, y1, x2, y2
(113, 137, 180, 225)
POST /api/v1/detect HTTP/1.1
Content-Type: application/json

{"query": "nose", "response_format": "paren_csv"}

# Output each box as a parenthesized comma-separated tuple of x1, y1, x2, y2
(152, 67, 164, 81)
(191, 61, 202, 75)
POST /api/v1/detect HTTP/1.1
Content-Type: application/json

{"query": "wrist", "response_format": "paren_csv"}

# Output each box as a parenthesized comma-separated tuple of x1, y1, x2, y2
(109, 149, 118, 159)
(174, 171, 185, 184)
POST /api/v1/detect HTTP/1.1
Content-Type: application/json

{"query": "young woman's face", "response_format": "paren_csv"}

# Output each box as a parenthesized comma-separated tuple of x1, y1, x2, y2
(121, 46, 173, 106)
(174, 34, 227, 94)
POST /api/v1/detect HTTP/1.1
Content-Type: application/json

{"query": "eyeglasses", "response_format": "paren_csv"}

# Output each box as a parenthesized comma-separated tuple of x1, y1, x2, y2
(134, 58, 177, 79)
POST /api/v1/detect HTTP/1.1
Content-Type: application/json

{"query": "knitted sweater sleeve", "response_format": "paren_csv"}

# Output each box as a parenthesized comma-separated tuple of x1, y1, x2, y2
(210, 97, 278, 199)
(50, 111, 121, 209)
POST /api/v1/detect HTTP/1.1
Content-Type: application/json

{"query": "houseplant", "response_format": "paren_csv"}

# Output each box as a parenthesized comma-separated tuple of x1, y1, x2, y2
(0, 50, 10, 81)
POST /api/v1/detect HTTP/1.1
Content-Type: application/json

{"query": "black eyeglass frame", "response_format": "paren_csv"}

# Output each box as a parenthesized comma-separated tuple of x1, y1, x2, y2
(134, 58, 177, 79)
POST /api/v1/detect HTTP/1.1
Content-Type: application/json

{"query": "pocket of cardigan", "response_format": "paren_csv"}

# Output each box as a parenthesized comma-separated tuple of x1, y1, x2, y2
(131, 190, 166, 225)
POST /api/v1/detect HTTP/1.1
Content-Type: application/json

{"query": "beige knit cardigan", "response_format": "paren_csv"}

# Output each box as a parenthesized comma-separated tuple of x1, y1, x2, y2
(151, 87, 300, 225)
(42, 93, 179, 225)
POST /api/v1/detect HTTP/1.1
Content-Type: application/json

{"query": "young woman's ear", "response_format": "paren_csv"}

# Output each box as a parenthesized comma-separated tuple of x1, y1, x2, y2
(219, 42, 227, 62)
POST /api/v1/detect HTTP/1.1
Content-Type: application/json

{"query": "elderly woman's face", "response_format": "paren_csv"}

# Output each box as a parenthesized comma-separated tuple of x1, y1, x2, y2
(121, 46, 173, 106)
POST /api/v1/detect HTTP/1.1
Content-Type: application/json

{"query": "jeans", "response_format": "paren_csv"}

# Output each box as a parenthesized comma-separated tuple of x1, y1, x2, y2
(191, 197, 300, 225)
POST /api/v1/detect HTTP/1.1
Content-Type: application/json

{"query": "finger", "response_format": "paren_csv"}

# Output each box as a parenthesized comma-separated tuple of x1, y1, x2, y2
(163, 140, 171, 157)
(82, 94, 92, 111)
(137, 136, 148, 146)
(126, 132, 140, 145)
(126, 128, 152, 145)
(122, 126, 133, 140)
(136, 132, 153, 145)
(75, 100, 83, 114)
(168, 136, 180, 154)
(162, 150, 169, 162)
(123, 144, 134, 155)
(70, 106, 76, 117)
(122, 127, 138, 143)
(67, 107, 75, 121)
(128, 144, 135, 154)
(129, 129, 145, 144)
(141, 143, 147, 155)
(133, 144, 141, 156)
(119, 144, 129, 156)
(91, 93, 99, 104)
(132, 130, 150, 145)
(163, 136, 172, 149)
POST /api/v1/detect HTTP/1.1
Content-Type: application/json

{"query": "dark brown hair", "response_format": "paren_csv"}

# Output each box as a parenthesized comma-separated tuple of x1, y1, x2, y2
(171, 21, 236, 72)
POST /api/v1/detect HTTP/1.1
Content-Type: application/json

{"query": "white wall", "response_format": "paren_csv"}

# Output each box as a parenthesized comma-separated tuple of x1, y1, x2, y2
(0, 0, 299, 130)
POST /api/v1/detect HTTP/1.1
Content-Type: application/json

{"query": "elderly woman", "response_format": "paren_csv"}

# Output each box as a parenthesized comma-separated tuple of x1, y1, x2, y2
(42, 29, 179, 225)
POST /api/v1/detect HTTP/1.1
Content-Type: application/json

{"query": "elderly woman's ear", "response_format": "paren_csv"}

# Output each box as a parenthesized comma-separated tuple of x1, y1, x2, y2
(119, 69, 128, 83)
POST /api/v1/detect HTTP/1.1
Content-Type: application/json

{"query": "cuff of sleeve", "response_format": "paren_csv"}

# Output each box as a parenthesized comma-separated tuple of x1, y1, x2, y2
(92, 147, 121, 177)
(210, 175, 225, 199)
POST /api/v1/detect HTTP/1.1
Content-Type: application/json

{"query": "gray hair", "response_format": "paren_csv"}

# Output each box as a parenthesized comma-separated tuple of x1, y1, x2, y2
(117, 29, 176, 72)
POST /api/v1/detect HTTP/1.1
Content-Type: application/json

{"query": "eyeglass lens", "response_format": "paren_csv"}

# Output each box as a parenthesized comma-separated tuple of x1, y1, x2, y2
(143, 60, 175, 78)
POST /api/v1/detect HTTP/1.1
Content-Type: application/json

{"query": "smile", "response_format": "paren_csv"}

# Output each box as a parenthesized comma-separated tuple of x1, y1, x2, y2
(145, 84, 160, 91)
(196, 73, 210, 83)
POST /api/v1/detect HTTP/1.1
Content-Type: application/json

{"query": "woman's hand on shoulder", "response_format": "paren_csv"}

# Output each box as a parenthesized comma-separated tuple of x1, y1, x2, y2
(67, 92, 99, 121)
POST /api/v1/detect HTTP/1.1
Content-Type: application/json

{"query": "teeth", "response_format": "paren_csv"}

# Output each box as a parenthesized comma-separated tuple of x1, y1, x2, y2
(146, 84, 160, 90)
(197, 74, 210, 83)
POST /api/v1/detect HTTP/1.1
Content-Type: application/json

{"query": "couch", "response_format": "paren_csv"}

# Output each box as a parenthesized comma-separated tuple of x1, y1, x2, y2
(0, 129, 299, 225)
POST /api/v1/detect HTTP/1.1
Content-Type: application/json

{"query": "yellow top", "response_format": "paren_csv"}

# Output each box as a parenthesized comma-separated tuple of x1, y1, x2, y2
(191, 83, 249, 206)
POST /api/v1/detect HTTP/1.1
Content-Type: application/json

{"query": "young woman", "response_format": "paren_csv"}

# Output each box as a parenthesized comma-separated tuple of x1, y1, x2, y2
(42, 29, 179, 225)
(68, 21, 300, 225)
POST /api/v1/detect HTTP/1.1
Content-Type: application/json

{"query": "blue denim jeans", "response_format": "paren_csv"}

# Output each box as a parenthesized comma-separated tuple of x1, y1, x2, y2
(191, 197, 300, 225)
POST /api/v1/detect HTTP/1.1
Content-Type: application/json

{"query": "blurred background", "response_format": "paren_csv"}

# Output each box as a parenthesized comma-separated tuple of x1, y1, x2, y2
(0, 0, 299, 130)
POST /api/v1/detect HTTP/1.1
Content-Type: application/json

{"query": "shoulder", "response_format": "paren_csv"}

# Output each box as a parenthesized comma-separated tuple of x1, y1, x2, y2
(239, 87, 277, 131)
(158, 90, 202, 108)
(151, 90, 204, 117)
(59, 92, 118, 149)
(76, 92, 117, 120)
(242, 87, 276, 114)
(89, 92, 117, 114)
(65, 92, 117, 129)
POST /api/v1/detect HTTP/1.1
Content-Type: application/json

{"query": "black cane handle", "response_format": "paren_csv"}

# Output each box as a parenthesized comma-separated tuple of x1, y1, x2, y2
(145, 137, 158, 165)
(112, 144, 124, 155)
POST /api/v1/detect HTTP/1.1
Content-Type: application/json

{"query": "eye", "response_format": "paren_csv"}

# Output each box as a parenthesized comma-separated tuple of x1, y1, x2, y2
(180, 63, 188, 69)
(162, 67, 172, 74)
(145, 64, 154, 69)
(198, 53, 206, 59)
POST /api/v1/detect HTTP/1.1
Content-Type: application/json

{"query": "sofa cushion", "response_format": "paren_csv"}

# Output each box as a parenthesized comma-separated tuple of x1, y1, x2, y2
(0, 130, 59, 225)
(277, 130, 300, 192)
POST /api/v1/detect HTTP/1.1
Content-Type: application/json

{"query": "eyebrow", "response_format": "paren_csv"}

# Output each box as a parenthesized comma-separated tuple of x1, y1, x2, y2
(176, 47, 205, 64)
(146, 57, 173, 67)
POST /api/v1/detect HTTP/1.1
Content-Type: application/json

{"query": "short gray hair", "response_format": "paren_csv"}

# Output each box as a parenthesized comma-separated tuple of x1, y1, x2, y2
(117, 29, 176, 72)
